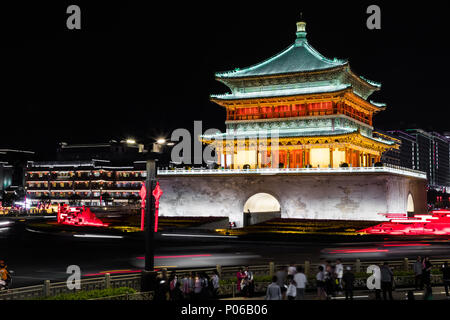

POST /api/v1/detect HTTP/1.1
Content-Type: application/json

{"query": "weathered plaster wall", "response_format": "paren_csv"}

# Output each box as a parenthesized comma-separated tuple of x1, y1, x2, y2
(158, 174, 427, 228)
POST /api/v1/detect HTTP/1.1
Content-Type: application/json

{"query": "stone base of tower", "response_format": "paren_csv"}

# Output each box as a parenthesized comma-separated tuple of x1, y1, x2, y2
(157, 170, 427, 228)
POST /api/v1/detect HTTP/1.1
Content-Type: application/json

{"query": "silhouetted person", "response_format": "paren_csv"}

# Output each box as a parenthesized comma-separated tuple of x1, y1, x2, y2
(293, 265, 307, 300)
(423, 256, 433, 299)
(316, 266, 327, 300)
(275, 266, 287, 299)
(245, 266, 254, 297)
(380, 262, 394, 300)
(413, 256, 423, 290)
(266, 276, 282, 300)
(155, 270, 169, 300)
(442, 262, 450, 297)
(342, 266, 355, 300)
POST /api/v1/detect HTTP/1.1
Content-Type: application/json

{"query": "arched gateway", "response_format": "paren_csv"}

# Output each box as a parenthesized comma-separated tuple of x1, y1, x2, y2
(243, 193, 281, 226)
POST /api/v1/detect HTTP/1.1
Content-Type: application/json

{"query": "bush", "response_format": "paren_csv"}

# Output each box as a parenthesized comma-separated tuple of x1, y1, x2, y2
(35, 287, 136, 300)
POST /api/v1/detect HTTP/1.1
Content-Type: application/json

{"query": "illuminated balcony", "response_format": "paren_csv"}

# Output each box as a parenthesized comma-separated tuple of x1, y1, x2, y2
(157, 164, 427, 180)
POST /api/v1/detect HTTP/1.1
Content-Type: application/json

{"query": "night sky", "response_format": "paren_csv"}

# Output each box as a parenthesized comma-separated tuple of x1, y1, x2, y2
(1, 2, 449, 159)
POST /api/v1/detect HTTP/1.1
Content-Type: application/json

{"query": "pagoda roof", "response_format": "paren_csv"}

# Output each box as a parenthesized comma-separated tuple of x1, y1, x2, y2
(215, 40, 348, 79)
(201, 128, 396, 147)
(213, 20, 381, 99)
(202, 128, 358, 140)
(210, 84, 351, 100)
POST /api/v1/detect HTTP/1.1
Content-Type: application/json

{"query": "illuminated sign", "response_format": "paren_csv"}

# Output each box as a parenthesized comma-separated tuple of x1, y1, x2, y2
(359, 209, 450, 235)
(57, 204, 108, 227)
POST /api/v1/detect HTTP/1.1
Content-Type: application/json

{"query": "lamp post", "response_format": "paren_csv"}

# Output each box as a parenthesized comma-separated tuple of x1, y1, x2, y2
(140, 139, 170, 292)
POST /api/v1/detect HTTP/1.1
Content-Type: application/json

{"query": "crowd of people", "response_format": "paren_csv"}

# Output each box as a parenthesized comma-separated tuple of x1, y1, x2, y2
(266, 259, 354, 300)
(153, 269, 220, 301)
(3, 255, 450, 300)
(266, 256, 450, 300)
(143, 257, 450, 301)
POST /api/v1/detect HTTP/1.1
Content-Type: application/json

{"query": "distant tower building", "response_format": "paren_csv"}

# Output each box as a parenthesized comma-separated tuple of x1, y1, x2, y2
(387, 129, 450, 191)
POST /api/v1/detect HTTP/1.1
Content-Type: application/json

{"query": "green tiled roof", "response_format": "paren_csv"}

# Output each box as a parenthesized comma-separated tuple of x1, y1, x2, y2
(215, 39, 347, 79)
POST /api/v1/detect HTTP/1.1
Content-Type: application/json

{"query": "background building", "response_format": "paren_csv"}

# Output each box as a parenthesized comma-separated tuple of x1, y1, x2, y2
(25, 139, 174, 206)
(26, 140, 148, 206)
(26, 159, 146, 206)
(385, 129, 450, 208)
(57, 139, 145, 161)
(0, 149, 35, 206)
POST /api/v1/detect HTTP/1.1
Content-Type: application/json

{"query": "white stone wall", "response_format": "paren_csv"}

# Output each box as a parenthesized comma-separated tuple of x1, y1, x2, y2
(158, 173, 427, 228)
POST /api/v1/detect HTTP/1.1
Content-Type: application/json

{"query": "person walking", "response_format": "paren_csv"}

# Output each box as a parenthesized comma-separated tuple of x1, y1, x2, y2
(380, 262, 394, 300)
(423, 256, 433, 299)
(154, 269, 169, 301)
(293, 265, 307, 300)
(211, 270, 220, 299)
(342, 266, 355, 300)
(245, 266, 255, 297)
(319, 258, 327, 272)
(441, 262, 450, 297)
(266, 276, 282, 300)
(236, 267, 246, 297)
(181, 273, 192, 300)
(287, 263, 297, 276)
(168, 271, 178, 300)
(275, 266, 287, 299)
(0, 261, 10, 290)
(325, 263, 336, 299)
(171, 281, 184, 301)
(200, 272, 212, 299)
(286, 275, 297, 300)
(316, 266, 327, 300)
(413, 256, 423, 290)
(335, 259, 344, 294)
(193, 272, 203, 300)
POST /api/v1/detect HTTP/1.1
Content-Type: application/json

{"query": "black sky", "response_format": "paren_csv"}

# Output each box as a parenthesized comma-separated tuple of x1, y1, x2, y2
(1, 1, 449, 159)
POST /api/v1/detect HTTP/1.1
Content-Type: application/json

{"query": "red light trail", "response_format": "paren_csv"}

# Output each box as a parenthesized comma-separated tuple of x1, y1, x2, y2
(136, 254, 212, 260)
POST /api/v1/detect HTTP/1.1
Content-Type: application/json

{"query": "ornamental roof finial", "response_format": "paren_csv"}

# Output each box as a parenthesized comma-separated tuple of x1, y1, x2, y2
(296, 13, 307, 43)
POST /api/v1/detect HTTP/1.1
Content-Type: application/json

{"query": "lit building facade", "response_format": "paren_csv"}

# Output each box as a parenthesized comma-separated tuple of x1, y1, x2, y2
(26, 140, 149, 206)
(386, 129, 450, 191)
(202, 20, 398, 169)
(0, 149, 35, 205)
(26, 159, 146, 206)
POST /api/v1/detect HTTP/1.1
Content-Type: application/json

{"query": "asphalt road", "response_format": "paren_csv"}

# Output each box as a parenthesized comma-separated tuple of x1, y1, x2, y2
(2, 216, 450, 288)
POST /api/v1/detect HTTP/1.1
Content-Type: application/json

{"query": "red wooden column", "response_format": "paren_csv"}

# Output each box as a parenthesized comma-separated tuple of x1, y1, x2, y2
(329, 148, 334, 168)
(356, 150, 361, 167)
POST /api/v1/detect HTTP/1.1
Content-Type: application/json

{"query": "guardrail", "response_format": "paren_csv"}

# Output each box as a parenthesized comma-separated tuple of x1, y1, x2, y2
(157, 164, 427, 179)
(90, 291, 154, 300)
(2, 257, 449, 300)
(0, 273, 141, 300)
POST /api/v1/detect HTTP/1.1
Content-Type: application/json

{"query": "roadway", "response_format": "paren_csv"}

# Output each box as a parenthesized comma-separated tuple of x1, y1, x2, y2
(1, 216, 450, 288)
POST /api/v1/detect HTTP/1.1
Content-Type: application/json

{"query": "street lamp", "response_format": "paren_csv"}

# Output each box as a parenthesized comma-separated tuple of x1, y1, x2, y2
(140, 139, 170, 292)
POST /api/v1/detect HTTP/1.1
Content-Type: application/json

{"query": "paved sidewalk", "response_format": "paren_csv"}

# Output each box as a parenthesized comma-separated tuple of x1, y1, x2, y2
(222, 287, 450, 300)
